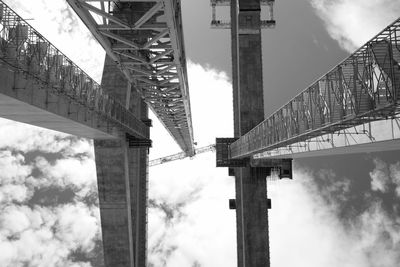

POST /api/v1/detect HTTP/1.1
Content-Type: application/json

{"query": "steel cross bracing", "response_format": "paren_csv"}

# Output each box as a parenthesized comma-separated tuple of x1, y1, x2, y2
(67, 0, 195, 156)
(0, 1, 149, 139)
(230, 17, 400, 159)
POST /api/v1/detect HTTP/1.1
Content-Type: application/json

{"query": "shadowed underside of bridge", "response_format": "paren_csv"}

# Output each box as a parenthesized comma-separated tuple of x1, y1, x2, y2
(0, 1, 195, 266)
(231, 17, 400, 160)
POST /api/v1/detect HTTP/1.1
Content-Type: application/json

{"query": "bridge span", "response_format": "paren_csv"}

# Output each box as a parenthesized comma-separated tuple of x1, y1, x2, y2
(0, 1, 194, 266)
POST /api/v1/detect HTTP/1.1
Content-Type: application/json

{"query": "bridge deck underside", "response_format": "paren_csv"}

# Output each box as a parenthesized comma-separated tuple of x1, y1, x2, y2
(255, 117, 400, 159)
(0, 66, 114, 139)
(231, 18, 400, 159)
(0, 2, 149, 139)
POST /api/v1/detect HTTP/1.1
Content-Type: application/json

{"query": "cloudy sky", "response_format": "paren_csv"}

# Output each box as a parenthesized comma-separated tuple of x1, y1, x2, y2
(1, 0, 400, 267)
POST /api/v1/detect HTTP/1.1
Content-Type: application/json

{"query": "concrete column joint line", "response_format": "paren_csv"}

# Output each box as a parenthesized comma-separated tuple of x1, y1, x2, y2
(135, 149, 142, 267)
(123, 141, 135, 267)
(240, 169, 246, 267)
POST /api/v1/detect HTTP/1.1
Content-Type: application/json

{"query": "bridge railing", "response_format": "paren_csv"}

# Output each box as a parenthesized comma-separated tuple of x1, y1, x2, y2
(230, 17, 400, 159)
(0, 1, 148, 139)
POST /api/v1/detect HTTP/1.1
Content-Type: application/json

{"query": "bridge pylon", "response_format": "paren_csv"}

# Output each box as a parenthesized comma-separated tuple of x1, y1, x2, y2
(212, 1, 291, 266)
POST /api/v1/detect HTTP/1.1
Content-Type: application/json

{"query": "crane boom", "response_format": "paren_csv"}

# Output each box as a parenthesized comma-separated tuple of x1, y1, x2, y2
(149, 144, 216, 167)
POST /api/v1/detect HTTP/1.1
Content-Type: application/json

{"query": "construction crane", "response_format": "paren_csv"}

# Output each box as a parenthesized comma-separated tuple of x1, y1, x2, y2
(149, 144, 216, 167)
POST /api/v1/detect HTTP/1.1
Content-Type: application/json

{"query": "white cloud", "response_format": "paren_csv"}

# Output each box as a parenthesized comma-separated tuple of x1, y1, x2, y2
(352, 201, 400, 267)
(148, 62, 236, 266)
(312, 168, 351, 208)
(34, 155, 97, 200)
(0, 204, 99, 267)
(0, 118, 92, 155)
(0, 205, 32, 236)
(310, 0, 400, 52)
(150, 61, 233, 159)
(368, 158, 400, 196)
(0, 150, 32, 186)
(269, 165, 400, 267)
(0, 184, 31, 204)
(0, 120, 100, 267)
(54, 203, 100, 253)
(370, 158, 390, 193)
(0, 118, 97, 202)
(389, 162, 400, 197)
(148, 153, 237, 267)
(0, 193, 100, 267)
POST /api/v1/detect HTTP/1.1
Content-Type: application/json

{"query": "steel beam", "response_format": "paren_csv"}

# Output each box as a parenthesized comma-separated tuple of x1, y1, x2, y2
(134, 1, 163, 28)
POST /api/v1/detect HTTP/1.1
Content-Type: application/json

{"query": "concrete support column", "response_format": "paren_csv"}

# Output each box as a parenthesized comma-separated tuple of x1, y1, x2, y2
(128, 96, 149, 267)
(236, 167, 269, 266)
(95, 54, 150, 267)
(95, 139, 135, 267)
(127, 145, 148, 267)
(230, 0, 270, 266)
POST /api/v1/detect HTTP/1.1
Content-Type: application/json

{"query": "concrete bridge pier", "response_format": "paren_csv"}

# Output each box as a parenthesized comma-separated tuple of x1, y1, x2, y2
(94, 56, 150, 267)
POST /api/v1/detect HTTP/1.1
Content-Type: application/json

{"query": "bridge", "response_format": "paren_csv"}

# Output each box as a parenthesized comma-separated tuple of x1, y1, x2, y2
(0, 1, 193, 266)
(0, 0, 399, 266)
(212, 1, 400, 267)
(230, 18, 400, 160)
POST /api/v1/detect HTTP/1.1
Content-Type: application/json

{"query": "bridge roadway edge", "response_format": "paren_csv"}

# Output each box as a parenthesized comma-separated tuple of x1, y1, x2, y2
(0, 63, 119, 139)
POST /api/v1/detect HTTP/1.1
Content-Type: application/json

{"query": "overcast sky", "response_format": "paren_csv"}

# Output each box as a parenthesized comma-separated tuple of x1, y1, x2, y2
(1, 1, 400, 267)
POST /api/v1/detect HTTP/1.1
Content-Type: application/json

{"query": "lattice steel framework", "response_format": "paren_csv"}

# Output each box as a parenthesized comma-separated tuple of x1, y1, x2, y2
(149, 144, 215, 166)
(0, 1, 149, 139)
(253, 117, 400, 159)
(67, 0, 195, 156)
(231, 17, 400, 159)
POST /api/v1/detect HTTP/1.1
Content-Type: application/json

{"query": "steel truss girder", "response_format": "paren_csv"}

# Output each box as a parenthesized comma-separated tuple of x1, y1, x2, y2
(0, 1, 148, 139)
(230, 18, 400, 159)
(67, 0, 195, 156)
(254, 117, 400, 158)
